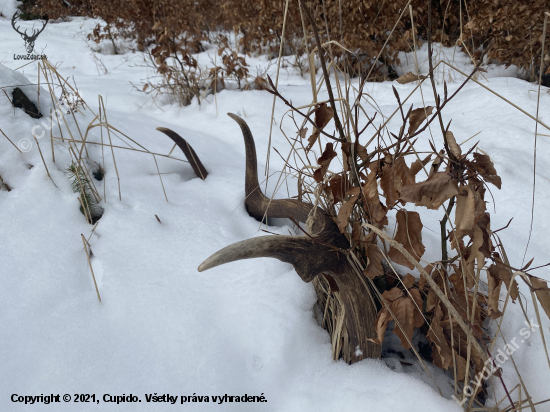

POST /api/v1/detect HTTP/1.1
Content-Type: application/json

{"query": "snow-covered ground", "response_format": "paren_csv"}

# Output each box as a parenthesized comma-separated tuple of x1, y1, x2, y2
(1, 0, 549, 410)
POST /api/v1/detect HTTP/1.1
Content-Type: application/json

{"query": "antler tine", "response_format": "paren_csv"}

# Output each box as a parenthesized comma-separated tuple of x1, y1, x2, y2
(156, 127, 208, 180)
(200, 115, 350, 275)
(227, 113, 332, 233)
(198, 235, 341, 282)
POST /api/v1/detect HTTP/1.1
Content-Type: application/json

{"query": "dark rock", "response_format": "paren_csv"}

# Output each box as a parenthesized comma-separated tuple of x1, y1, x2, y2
(12, 87, 42, 119)
(541, 74, 550, 88)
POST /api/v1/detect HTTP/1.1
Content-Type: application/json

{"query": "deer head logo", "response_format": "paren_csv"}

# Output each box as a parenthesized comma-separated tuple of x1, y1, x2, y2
(11, 11, 47, 54)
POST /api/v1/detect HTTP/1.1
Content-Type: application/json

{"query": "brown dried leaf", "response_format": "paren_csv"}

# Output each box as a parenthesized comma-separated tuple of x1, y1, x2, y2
(337, 195, 357, 233)
(400, 172, 458, 210)
(380, 163, 399, 207)
(364, 244, 384, 279)
(391, 295, 416, 349)
(362, 170, 388, 224)
(388, 210, 425, 270)
(449, 230, 465, 251)
(427, 304, 454, 370)
(383, 287, 405, 302)
(408, 106, 434, 135)
(307, 103, 334, 151)
(396, 72, 428, 84)
(530, 277, 550, 321)
(313, 143, 337, 183)
(393, 157, 415, 193)
(449, 272, 465, 294)
(487, 264, 503, 319)
(328, 174, 348, 205)
(426, 289, 438, 312)
(410, 154, 432, 177)
(409, 288, 425, 327)
(494, 255, 519, 301)
(373, 307, 392, 345)
(455, 184, 475, 237)
(356, 144, 369, 161)
(418, 277, 427, 290)
(446, 131, 462, 158)
(454, 350, 468, 381)
(402, 273, 416, 289)
(472, 153, 502, 189)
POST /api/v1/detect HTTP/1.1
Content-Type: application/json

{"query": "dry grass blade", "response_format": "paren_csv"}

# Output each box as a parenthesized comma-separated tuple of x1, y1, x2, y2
(81, 234, 101, 302)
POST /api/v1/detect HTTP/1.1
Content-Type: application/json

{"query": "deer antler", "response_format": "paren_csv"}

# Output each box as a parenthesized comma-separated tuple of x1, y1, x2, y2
(156, 127, 208, 180)
(198, 113, 381, 363)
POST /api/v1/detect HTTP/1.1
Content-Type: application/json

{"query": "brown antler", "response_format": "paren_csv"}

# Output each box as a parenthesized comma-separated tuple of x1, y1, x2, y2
(198, 113, 381, 363)
(156, 127, 208, 180)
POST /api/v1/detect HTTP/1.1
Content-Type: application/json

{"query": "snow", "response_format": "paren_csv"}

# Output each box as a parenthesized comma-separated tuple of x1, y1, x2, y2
(0, 0, 549, 410)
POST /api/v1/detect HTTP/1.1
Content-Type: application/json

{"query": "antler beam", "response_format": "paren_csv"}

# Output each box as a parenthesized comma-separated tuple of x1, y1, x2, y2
(198, 113, 381, 363)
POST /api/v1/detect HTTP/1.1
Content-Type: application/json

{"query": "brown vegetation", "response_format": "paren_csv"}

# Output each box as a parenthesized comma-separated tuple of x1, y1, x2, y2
(30, 0, 549, 81)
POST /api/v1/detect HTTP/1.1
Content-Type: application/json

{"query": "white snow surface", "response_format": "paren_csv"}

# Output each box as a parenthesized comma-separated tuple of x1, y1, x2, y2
(0, 2, 549, 411)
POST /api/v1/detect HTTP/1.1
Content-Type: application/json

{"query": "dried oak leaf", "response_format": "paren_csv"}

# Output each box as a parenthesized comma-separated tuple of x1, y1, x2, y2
(396, 72, 427, 84)
(408, 106, 434, 135)
(388, 209, 425, 270)
(472, 153, 501, 189)
(313, 143, 337, 183)
(400, 172, 458, 210)
(307, 102, 334, 151)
